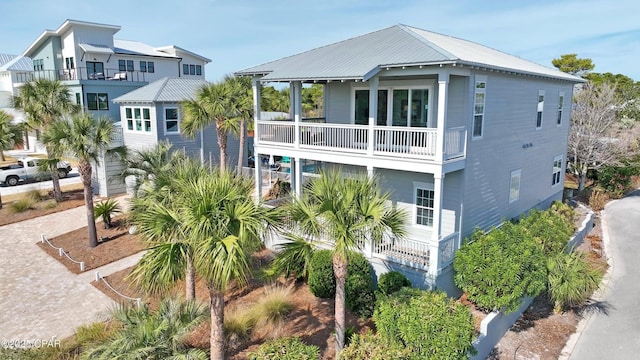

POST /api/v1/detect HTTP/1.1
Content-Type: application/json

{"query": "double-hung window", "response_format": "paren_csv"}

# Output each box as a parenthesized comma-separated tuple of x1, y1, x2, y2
(165, 108, 179, 133)
(536, 90, 545, 129)
(552, 155, 563, 186)
(118, 60, 126, 71)
(473, 76, 487, 138)
(414, 183, 435, 227)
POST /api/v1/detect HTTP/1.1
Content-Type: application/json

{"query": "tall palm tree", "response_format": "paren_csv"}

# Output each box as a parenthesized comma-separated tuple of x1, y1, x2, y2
(43, 114, 114, 247)
(128, 166, 278, 360)
(13, 79, 78, 202)
(0, 110, 24, 162)
(82, 298, 208, 360)
(288, 170, 407, 355)
(129, 157, 209, 300)
(223, 75, 253, 173)
(182, 81, 237, 172)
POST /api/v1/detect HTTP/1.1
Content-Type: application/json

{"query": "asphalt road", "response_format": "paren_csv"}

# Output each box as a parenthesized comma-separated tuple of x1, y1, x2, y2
(569, 191, 640, 359)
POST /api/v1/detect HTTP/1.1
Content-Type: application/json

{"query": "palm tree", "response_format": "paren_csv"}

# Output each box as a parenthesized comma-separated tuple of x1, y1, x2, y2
(0, 110, 24, 162)
(223, 75, 253, 173)
(43, 114, 114, 247)
(118, 141, 182, 197)
(128, 165, 279, 359)
(129, 157, 209, 300)
(13, 79, 78, 202)
(182, 81, 236, 172)
(288, 170, 407, 355)
(82, 298, 208, 359)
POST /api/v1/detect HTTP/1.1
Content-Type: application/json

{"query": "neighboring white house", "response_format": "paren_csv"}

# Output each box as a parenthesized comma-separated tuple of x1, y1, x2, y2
(19, 19, 211, 123)
(237, 24, 584, 293)
(12, 19, 214, 195)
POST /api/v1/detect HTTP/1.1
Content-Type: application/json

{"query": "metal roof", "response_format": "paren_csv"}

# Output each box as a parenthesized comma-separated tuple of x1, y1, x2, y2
(112, 77, 208, 103)
(0, 54, 33, 72)
(236, 24, 582, 82)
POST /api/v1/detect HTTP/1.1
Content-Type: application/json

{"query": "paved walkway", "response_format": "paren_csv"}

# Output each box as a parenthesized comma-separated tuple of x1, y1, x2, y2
(567, 191, 640, 359)
(0, 197, 138, 342)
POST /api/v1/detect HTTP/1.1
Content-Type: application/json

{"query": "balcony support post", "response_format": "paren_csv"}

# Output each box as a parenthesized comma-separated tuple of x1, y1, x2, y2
(294, 157, 302, 197)
(436, 72, 449, 161)
(292, 81, 302, 149)
(252, 77, 262, 199)
(430, 172, 445, 274)
(367, 76, 379, 156)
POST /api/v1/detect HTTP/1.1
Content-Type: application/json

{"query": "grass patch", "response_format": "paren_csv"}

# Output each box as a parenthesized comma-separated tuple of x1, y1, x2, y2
(224, 306, 255, 346)
(9, 196, 35, 213)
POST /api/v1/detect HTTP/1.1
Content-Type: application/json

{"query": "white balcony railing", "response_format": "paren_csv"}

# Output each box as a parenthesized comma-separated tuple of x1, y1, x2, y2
(256, 121, 466, 162)
(300, 123, 368, 153)
(373, 236, 431, 268)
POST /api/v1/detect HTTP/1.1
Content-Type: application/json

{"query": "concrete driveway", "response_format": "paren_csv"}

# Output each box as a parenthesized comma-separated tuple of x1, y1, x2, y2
(568, 191, 640, 359)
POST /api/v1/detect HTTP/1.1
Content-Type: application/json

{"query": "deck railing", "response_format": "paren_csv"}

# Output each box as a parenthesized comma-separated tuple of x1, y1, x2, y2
(257, 120, 467, 161)
(15, 67, 147, 83)
(373, 236, 431, 268)
(300, 123, 368, 153)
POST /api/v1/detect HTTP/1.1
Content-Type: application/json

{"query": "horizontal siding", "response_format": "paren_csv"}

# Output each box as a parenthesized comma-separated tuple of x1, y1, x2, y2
(446, 76, 468, 128)
(325, 82, 351, 124)
(461, 71, 574, 237)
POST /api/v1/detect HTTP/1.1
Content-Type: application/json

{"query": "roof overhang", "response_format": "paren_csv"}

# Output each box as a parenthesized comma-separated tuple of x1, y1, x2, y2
(23, 19, 120, 57)
(79, 43, 114, 55)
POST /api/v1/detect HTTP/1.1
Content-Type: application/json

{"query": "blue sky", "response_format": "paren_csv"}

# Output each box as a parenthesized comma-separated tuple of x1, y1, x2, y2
(1, 0, 639, 81)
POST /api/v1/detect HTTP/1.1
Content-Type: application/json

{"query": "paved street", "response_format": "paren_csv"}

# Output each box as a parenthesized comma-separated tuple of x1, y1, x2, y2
(569, 191, 640, 359)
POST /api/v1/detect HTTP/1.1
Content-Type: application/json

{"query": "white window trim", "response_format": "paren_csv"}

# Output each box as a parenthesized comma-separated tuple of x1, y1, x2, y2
(413, 181, 435, 228)
(123, 106, 153, 134)
(557, 92, 565, 127)
(552, 155, 563, 187)
(164, 107, 181, 135)
(351, 83, 434, 127)
(472, 75, 487, 140)
(536, 90, 545, 129)
(509, 169, 521, 203)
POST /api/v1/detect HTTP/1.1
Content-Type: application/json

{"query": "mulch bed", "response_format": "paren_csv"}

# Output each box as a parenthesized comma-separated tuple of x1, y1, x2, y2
(37, 217, 146, 274)
(0, 189, 85, 227)
(91, 249, 373, 359)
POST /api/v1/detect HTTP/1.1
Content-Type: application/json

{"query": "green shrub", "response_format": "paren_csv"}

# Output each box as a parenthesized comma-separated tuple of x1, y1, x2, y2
(94, 198, 122, 229)
(377, 271, 412, 296)
(518, 208, 574, 256)
(341, 332, 412, 360)
(454, 223, 547, 313)
(308, 250, 335, 298)
(346, 273, 376, 318)
(547, 252, 604, 313)
(248, 337, 319, 360)
(9, 196, 35, 213)
(373, 288, 475, 359)
(597, 164, 638, 198)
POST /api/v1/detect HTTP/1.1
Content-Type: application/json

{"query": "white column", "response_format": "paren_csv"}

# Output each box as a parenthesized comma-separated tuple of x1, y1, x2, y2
(254, 153, 262, 199)
(367, 76, 379, 156)
(431, 173, 444, 242)
(294, 157, 302, 197)
(252, 77, 262, 199)
(436, 72, 449, 161)
(292, 81, 302, 148)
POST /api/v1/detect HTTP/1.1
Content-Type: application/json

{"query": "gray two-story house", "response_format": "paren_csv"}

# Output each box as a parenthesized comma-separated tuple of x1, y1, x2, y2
(237, 24, 583, 292)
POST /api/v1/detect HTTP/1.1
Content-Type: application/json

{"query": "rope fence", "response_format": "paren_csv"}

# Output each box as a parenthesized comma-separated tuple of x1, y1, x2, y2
(95, 271, 142, 308)
(41, 234, 85, 271)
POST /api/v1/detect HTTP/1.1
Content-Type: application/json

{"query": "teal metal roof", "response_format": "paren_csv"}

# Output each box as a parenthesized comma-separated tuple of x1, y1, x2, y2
(236, 24, 582, 82)
(112, 77, 208, 103)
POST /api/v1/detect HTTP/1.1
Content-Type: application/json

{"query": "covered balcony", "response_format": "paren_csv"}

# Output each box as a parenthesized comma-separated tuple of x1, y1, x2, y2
(257, 120, 466, 162)
(14, 67, 148, 83)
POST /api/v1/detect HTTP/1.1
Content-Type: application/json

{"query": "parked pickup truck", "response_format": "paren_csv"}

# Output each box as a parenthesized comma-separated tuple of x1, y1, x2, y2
(0, 157, 72, 186)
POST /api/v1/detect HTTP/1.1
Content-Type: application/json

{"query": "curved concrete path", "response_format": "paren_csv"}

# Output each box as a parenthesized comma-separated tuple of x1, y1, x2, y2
(0, 197, 137, 343)
(568, 191, 640, 359)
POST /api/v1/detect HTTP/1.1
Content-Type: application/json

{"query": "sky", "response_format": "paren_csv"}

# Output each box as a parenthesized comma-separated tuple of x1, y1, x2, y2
(1, 0, 639, 82)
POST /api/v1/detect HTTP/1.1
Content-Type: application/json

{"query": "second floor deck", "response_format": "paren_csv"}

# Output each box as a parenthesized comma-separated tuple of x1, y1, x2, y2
(256, 120, 467, 164)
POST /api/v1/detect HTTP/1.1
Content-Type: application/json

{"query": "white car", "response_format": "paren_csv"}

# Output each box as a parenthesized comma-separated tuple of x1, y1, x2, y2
(0, 157, 72, 186)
